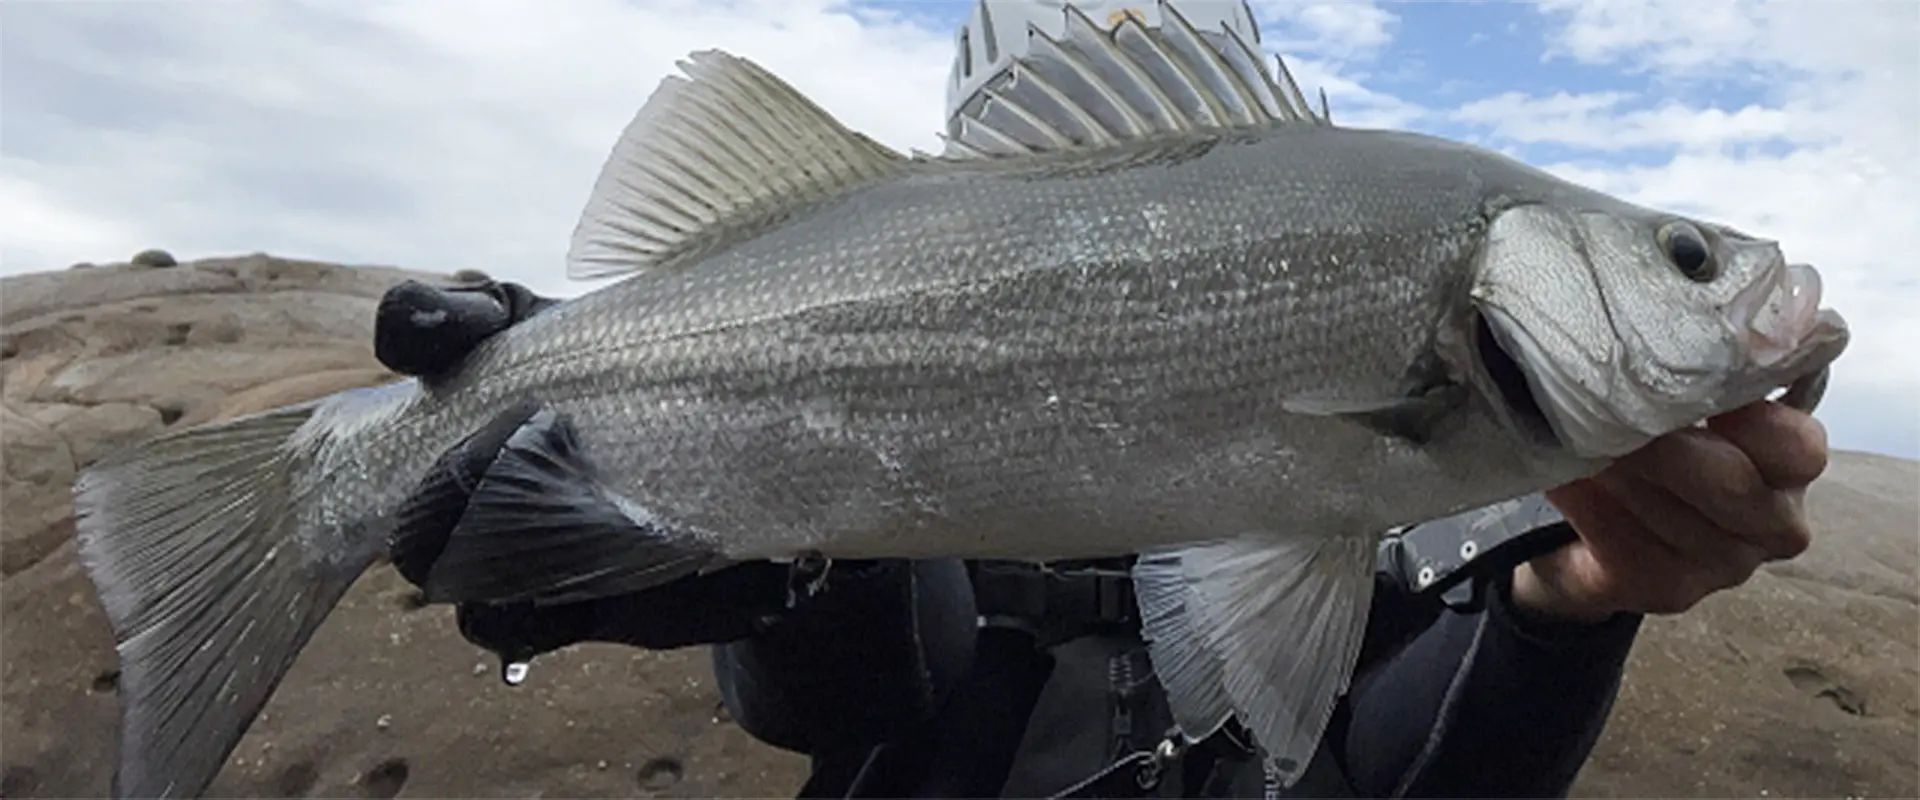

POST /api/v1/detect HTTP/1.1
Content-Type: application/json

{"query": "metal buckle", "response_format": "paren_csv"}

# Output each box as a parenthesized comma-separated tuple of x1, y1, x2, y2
(1046, 734, 1188, 799)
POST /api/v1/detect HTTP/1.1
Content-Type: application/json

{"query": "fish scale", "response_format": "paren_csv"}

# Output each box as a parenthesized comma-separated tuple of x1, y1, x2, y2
(70, 31, 1847, 800)
(333, 136, 1486, 559)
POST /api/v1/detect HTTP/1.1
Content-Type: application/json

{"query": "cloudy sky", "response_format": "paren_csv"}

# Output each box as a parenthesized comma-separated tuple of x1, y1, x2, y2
(3, 0, 1915, 458)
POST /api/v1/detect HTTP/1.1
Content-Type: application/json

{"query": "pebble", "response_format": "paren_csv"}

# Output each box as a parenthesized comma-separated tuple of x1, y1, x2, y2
(376, 714, 393, 731)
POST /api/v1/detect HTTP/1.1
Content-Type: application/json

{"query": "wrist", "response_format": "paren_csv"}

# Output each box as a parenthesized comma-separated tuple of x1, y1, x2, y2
(1509, 562, 1618, 627)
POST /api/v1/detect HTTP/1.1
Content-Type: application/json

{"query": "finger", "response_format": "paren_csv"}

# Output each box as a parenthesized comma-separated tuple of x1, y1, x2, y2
(1591, 469, 1771, 589)
(1705, 401, 1829, 490)
(1543, 479, 1688, 612)
(1617, 427, 1808, 557)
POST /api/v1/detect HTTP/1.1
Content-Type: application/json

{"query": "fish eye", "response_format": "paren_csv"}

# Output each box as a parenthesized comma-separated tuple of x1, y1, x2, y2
(1657, 221, 1716, 282)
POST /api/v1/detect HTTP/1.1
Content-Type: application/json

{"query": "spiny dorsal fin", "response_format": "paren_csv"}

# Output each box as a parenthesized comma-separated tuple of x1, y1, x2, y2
(946, 0, 1330, 157)
(566, 50, 910, 281)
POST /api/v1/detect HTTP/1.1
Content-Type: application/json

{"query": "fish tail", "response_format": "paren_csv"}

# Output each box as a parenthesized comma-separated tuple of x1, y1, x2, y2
(73, 397, 392, 799)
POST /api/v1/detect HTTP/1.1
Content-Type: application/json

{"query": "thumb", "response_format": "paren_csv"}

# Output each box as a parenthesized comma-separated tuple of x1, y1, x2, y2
(1525, 481, 1626, 620)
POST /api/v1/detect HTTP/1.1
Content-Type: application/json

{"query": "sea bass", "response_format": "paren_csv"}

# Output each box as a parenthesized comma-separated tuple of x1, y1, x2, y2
(73, 24, 1847, 800)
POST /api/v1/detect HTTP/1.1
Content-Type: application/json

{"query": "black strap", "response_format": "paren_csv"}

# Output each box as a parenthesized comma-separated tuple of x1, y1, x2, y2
(971, 559, 1140, 648)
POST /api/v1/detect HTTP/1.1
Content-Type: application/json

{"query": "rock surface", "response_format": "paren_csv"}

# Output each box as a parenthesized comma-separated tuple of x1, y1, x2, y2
(0, 254, 809, 799)
(1, 254, 443, 578)
(1570, 450, 1918, 799)
(2, 255, 1914, 798)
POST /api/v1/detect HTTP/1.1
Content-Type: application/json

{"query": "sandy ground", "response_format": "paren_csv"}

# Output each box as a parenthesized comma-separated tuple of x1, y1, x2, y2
(2, 542, 810, 799)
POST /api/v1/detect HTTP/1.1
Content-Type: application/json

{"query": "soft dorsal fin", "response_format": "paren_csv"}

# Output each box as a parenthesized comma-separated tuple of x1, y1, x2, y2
(565, 50, 911, 281)
(943, 0, 1330, 157)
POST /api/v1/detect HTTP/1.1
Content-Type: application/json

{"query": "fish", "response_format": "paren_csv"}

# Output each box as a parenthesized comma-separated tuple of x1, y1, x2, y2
(71, 9, 1848, 798)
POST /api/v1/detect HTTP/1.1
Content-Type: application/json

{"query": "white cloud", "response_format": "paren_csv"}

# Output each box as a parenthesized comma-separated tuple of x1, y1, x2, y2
(1237, 0, 1418, 127)
(2, 0, 956, 298)
(1248, 0, 1399, 60)
(0, 174, 146, 271)
(1452, 91, 1802, 151)
(1491, 0, 1920, 456)
(0, 0, 1402, 289)
(1273, 54, 1428, 129)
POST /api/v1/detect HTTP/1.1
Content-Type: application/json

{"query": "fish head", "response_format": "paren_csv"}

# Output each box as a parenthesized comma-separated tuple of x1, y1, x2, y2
(1465, 201, 1850, 461)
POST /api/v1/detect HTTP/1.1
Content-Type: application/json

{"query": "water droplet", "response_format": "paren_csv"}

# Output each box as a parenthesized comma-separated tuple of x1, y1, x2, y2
(503, 661, 530, 686)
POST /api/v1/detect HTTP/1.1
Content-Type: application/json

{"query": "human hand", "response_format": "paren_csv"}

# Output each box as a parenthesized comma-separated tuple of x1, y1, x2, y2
(1515, 401, 1829, 624)
(453, 560, 797, 668)
(374, 277, 556, 378)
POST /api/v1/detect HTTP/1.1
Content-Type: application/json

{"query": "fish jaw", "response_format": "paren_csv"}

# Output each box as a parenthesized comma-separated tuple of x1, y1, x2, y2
(1718, 259, 1851, 419)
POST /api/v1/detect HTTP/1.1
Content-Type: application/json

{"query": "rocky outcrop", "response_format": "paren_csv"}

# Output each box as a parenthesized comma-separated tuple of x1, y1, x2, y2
(1, 254, 440, 577)
(0, 254, 807, 799)
(0, 254, 1912, 798)
(1570, 451, 1917, 798)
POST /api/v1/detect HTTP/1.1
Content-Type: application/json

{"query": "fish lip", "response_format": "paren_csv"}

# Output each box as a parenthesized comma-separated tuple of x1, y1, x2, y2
(1759, 306, 1850, 414)
(1727, 260, 1827, 369)
(1726, 259, 1851, 414)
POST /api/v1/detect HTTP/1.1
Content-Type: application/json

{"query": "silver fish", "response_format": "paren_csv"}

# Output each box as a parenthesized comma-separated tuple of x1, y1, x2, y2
(72, 17, 1848, 800)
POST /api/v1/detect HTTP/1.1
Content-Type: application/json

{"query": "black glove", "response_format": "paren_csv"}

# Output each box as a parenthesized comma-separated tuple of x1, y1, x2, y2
(714, 558, 978, 755)
(453, 561, 795, 663)
(374, 276, 558, 378)
(455, 556, 980, 755)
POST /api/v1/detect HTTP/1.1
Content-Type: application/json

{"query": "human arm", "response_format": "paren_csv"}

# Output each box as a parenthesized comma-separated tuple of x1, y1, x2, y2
(1323, 403, 1827, 798)
(1323, 542, 1642, 798)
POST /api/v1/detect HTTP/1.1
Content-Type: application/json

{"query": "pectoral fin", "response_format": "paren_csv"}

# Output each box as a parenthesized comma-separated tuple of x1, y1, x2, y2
(423, 408, 726, 606)
(1283, 384, 1467, 445)
(1132, 531, 1378, 787)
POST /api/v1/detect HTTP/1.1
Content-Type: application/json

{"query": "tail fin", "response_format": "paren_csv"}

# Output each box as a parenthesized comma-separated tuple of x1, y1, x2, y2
(72, 402, 386, 799)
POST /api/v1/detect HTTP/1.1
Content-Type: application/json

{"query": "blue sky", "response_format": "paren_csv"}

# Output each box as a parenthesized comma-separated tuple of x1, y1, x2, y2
(2, 0, 1914, 458)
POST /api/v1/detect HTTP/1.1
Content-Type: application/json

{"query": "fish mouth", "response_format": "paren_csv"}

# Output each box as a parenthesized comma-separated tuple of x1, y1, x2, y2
(1729, 261, 1826, 369)
(1728, 260, 1850, 415)
(1471, 310, 1560, 451)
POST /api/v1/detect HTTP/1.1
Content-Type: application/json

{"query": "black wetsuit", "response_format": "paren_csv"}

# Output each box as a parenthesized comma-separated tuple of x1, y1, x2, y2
(381, 279, 1643, 799)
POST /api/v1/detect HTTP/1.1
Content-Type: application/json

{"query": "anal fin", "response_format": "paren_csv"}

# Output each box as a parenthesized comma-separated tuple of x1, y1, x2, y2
(424, 409, 724, 606)
(1133, 531, 1378, 787)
